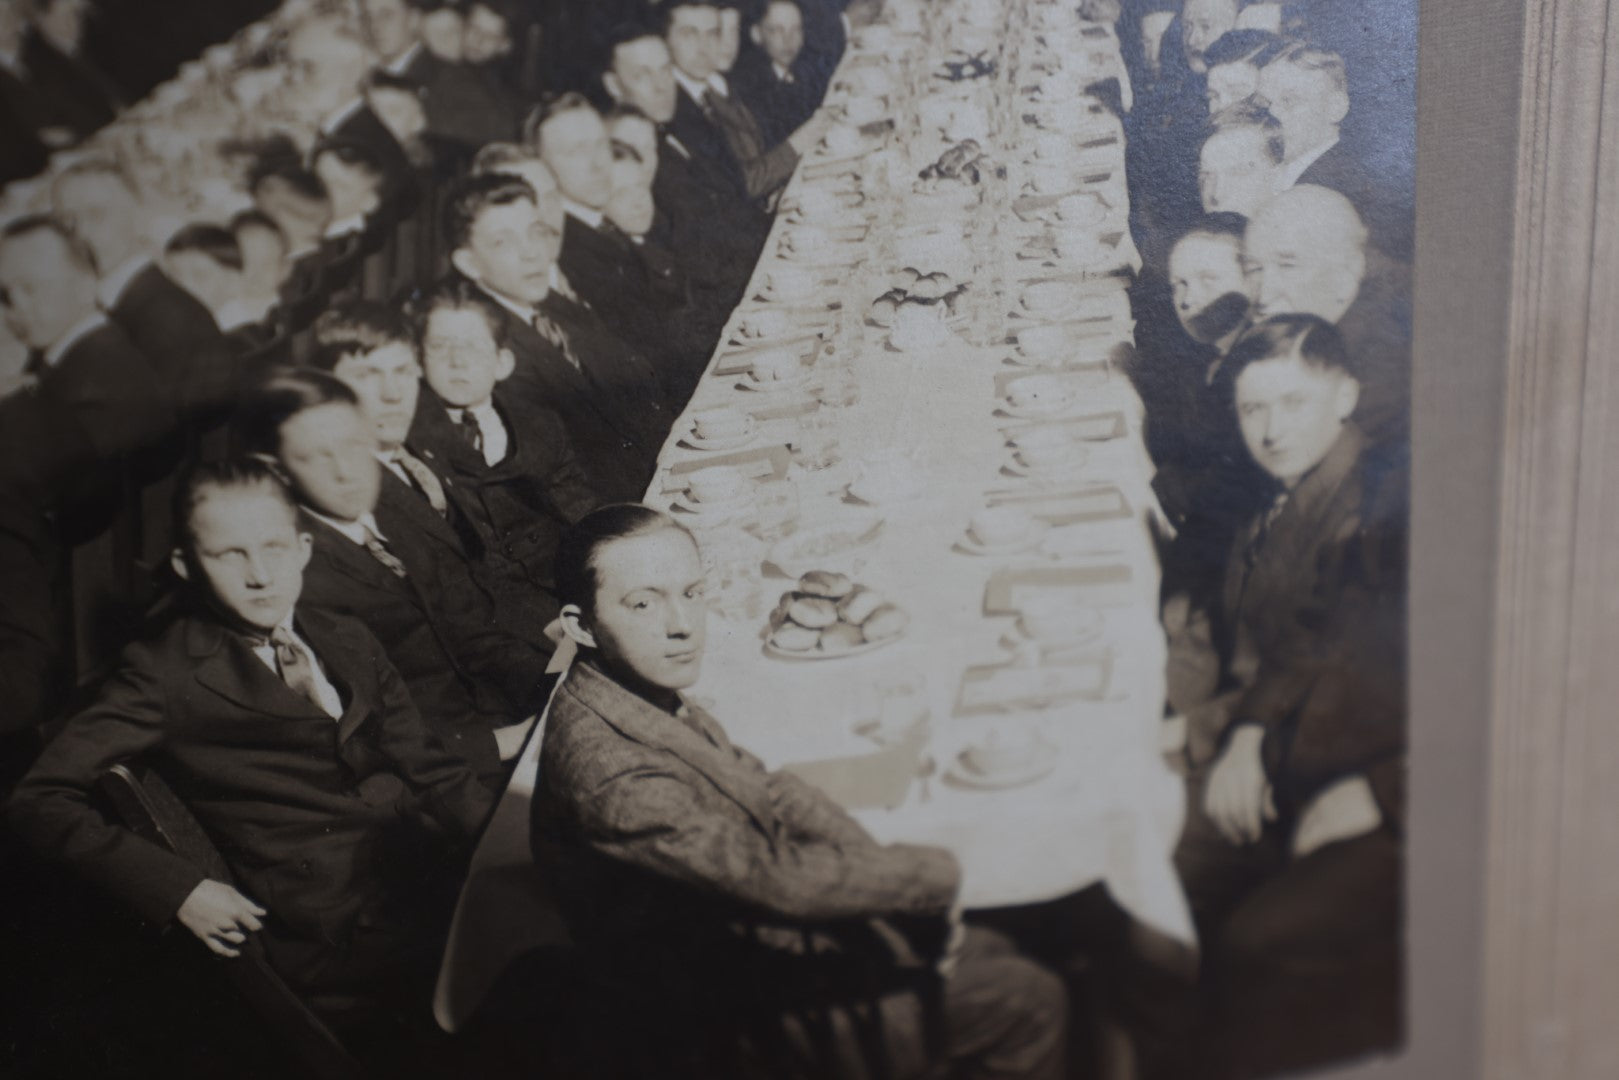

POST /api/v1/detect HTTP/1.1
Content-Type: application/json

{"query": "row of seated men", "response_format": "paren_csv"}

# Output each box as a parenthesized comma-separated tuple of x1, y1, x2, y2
(0, 307, 1407, 1080)
(0, 0, 853, 757)
(1, 3, 1408, 1080)
(0, 0, 289, 184)
(0, 2, 868, 1071)
(1108, 1, 1411, 1078)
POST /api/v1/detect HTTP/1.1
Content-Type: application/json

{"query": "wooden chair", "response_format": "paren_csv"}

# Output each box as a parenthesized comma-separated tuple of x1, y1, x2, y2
(95, 764, 365, 1080)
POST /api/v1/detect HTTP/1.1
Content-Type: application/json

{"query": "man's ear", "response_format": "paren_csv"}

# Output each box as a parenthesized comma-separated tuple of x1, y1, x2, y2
(1325, 86, 1351, 127)
(170, 548, 191, 583)
(750, 25, 763, 47)
(295, 532, 314, 571)
(559, 604, 597, 650)
(603, 71, 624, 104)
(494, 347, 517, 382)
(1334, 374, 1362, 421)
(450, 247, 480, 284)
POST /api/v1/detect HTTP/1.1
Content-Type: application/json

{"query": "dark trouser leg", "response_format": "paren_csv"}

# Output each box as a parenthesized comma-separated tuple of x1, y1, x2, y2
(1210, 829, 1403, 1079)
(859, 927, 1068, 1080)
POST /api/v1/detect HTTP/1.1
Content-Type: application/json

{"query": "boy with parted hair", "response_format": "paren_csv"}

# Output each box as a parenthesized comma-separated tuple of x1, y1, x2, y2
(6, 458, 493, 1013)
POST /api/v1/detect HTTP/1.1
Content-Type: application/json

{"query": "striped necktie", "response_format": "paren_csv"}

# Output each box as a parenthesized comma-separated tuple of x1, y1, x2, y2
(394, 449, 448, 516)
(362, 525, 409, 579)
(268, 627, 336, 718)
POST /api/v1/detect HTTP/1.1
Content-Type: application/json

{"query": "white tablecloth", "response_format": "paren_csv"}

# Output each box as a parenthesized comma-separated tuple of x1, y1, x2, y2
(435, 0, 1189, 1033)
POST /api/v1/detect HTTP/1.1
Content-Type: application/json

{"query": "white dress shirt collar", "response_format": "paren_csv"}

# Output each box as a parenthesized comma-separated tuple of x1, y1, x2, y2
(474, 280, 540, 325)
(42, 312, 108, 369)
(1278, 134, 1339, 189)
(97, 255, 151, 311)
(320, 97, 366, 136)
(247, 615, 344, 719)
(304, 507, 387, 547)
(706, 73, 730, 98)
(324, 212, 370, 240)
(449, 400, 508, 466)
(772, 60, 793, 82)
(382, 41, 423, 76)
(562, 199, 605, 231)
(672, 67, 713, 106)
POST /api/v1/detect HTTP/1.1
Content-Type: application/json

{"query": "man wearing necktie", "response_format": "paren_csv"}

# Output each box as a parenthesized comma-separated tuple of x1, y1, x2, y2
(532, 93, 714, 401)
(238, 368, 554, 787)
(731, 0, 832, 148)
(1158, 316, 1405, 1077)
(442, 171, 672, 499)
(5, 458, 494, 1018)
(663, 0, 829, 207)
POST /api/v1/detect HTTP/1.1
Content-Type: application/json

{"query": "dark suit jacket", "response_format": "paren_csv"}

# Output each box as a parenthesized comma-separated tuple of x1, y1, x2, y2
(34, 318, 178, 484)
(702, 82, 800, 204)
(0, 33, 119, 178)
(5, 607, 492, 970)
(535, 658, 961, 998)
(667, 86, 751, 201)
(1217, 424, 1407, 826)
(731, 49, 825, 149)
(1296, 139, 1414, 265)
(408, 391, 602, 612)
(297, 510, 551, 781)
(454, 275, 667, 500)
(559, 213, 711, 403)
(650, 130, 770, 317)
(104, 261, 235, 419)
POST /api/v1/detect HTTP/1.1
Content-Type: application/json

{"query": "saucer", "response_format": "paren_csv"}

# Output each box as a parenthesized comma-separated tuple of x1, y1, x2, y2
(1003, 447, 1089, 477)
(955, 519, 1051, 557)
(944, 752, 1057, 790)
(1000, 395, 1079, 419)
(680, 418, 758, 452)
(737, 371, 812, 394)
(670, 489, 754, 519)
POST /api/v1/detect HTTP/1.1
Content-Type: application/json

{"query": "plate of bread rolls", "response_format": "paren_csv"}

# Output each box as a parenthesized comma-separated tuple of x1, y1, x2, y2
(764, 571, 910, 659)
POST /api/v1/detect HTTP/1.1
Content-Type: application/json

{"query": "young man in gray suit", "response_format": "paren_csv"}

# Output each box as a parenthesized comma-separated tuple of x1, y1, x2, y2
(533, 504, 1068, 1079)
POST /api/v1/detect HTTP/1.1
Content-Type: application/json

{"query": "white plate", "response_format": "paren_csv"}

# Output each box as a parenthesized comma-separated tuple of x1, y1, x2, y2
(944, 752, 1058, 790)
(763, 626, 905, 661)
(955, 520, 1051, 557)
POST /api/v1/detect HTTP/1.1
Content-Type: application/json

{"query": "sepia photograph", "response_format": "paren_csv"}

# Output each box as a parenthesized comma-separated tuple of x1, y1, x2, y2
(0, 0, 1483, 1076)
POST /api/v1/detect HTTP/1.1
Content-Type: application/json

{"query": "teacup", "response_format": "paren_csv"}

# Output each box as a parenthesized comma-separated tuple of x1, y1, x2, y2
(750, 348, 803, 383)
(1015, 325, 1070, 362)
(969, 506, 1035, 547)
(843, 96, 885, 126)
(792, 188, 842, 221)
(687, 466, 752, 506)
(1023, 164, 1071, 196)
(1005, 374, 1073, 412)
(824, 124, 864, 157)
(1020, 281, 1077, 315)
(691, 408, 750, 443)
(1033, 133, 1075, 163)
(1011, 427, 1082, 469)
(765, 266, 817, 302)
(739, 308, 790, 340)
(854, 453, 921, 501)
(1052, 229, 1109, 264)
(961, 728, 1046, 777)
(1054, 192, 1107, 226)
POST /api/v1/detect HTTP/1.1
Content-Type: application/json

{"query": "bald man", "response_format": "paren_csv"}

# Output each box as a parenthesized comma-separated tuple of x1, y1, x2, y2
(1243, 185, 1410, 445)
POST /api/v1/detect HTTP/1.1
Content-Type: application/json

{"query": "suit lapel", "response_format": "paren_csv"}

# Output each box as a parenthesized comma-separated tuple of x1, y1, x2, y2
(307, 516, 430, 613)
(566, 662, 778, 836)
(296, 611, 375, 744)
(185, 615, 338, 724)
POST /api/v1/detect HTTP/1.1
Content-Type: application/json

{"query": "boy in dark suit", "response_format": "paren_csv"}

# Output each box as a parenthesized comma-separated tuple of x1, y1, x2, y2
(410, 277, 604, 639)
(1167, 315, 1405, 1078)
(238, 368, 552, 785)
(442, 171, 671, 499)
(534, 505, 1068, 1079)
(6, 458, 494, 1012)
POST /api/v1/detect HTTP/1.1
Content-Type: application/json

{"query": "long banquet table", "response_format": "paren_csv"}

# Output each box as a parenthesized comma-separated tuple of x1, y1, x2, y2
(434, 0, 1189, 1032)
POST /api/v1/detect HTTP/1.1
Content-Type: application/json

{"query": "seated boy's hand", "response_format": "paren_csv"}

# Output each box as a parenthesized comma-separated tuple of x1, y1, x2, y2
(177, 880, 266, 958)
